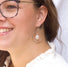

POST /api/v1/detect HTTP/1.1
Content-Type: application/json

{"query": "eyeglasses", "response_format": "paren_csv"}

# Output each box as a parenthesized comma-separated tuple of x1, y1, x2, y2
(0, 0, 37, 18)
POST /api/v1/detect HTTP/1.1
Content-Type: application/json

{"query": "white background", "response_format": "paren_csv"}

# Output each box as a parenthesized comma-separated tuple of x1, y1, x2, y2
(53, 0, 68, 62)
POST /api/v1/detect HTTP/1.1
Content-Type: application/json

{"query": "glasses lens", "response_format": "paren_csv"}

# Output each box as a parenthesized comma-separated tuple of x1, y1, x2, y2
(1, 1, 18, 18)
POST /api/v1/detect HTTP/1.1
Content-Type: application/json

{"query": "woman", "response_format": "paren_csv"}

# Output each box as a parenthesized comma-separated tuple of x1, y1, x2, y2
(0, 0, 68, 67)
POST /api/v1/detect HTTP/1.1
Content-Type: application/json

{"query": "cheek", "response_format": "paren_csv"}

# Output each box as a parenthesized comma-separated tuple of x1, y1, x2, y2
(8, 8, 37, 44)
(16, 9, 36, 33)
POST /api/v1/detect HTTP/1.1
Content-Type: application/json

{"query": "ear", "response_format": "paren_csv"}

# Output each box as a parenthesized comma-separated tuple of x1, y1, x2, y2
(36, 6, 48, 27)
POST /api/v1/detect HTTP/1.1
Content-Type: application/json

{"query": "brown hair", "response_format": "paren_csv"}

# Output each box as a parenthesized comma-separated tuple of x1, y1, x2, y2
(0, 0, 59, 66)
(0, 50, 9, 66)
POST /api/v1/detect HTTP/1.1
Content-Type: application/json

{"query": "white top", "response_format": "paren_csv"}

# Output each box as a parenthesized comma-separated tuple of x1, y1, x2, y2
(4, 42, 68, 67)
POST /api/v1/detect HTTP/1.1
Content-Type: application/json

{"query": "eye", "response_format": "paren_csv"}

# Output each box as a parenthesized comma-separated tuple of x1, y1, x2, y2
(6, 5, 17, 9)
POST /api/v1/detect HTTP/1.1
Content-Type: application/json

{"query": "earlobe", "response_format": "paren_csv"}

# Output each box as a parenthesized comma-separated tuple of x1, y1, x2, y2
(36, 6, 48, 27)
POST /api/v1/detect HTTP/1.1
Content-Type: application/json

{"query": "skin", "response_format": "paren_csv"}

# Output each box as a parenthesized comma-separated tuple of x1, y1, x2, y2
(0, 0, 50, 67)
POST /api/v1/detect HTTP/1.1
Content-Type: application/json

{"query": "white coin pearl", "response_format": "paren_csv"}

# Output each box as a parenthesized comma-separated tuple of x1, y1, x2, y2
(35, 35, 39, 40)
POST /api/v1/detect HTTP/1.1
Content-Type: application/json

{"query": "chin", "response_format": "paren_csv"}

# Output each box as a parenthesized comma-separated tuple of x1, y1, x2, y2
(0, 40, 13, 51)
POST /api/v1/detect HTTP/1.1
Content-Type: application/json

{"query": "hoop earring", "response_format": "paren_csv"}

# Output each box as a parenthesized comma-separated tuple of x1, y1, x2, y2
(32, 26, 43, 43)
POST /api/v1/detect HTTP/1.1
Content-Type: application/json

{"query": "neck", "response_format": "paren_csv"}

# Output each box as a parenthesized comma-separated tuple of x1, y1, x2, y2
(9, 42, 50, 67)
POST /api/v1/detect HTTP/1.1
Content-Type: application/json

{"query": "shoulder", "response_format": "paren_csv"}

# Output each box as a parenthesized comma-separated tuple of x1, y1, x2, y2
(26, 49, 68, 67)
(39, 53, 68, 67)
(49, 53, 68, 67)
(28, 53, 68, 67)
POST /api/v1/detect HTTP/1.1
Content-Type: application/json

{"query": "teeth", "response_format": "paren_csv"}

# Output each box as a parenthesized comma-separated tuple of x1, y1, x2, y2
(0, 29, 11, 33)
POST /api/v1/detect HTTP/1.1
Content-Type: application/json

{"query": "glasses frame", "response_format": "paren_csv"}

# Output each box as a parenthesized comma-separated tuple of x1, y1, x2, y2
(0, 0, 38, 18)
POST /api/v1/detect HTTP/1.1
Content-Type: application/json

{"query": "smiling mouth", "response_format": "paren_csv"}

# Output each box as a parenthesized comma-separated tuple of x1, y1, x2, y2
(0, 27, 14, 35)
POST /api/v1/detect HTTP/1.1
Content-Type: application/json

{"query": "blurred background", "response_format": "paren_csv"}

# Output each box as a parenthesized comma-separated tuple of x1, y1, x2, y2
(52, 0, 68, 62)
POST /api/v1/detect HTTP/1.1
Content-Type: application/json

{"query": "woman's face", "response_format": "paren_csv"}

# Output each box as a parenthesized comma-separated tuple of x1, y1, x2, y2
(0, 0, 38, 50)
